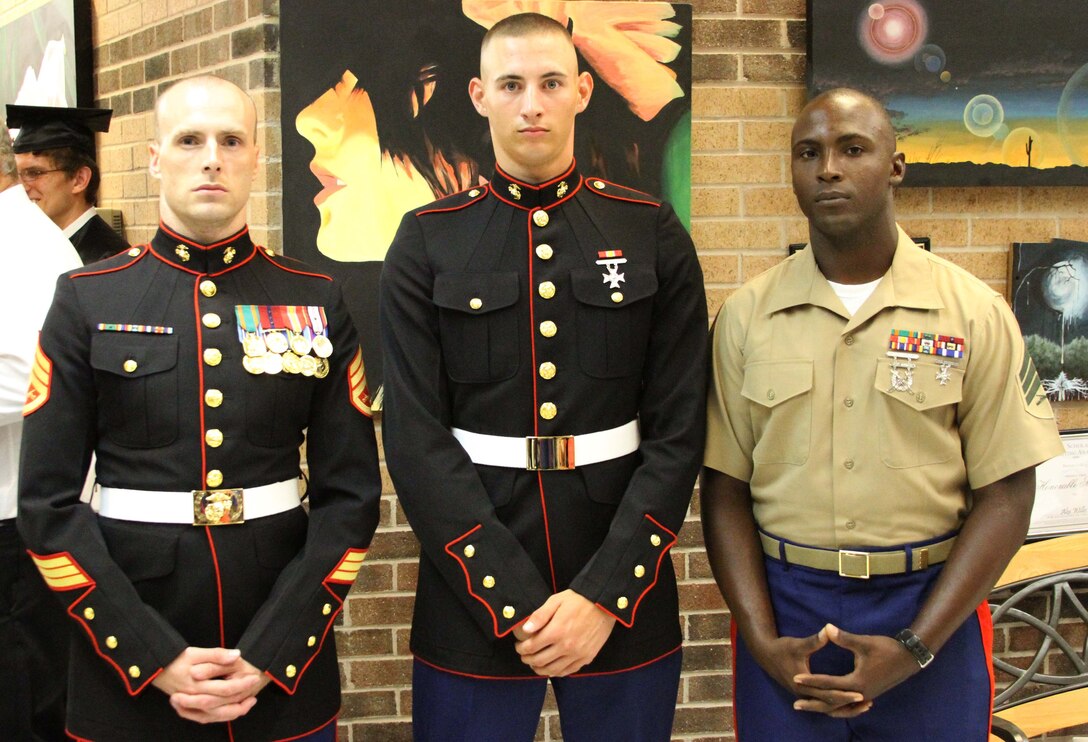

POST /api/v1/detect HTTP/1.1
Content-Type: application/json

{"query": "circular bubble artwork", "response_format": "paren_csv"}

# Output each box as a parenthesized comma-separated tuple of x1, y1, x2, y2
(1058, 62, 1088, 166)
(859, 2, 928, 65)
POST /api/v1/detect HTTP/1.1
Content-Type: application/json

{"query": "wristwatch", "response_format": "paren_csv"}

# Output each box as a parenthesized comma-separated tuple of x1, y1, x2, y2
(895, 628, 934, 668)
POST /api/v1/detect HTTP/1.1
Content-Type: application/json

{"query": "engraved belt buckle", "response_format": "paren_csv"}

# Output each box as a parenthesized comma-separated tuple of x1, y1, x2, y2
(525, 435, 575, 470)
(838, 550, 871, 579)
(192, 489, 245, 526)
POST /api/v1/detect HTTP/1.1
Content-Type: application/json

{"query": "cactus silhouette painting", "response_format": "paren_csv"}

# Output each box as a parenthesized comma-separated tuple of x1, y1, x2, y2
(1027, 136, 1034, 167)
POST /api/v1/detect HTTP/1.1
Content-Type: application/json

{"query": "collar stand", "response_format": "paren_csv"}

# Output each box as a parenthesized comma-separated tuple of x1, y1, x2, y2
(490, 162, 582, 210)
(151, 223, 256, 274)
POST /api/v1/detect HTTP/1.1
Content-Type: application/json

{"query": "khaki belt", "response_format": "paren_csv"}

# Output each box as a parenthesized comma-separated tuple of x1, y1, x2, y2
(759, 532, 956, 579)
(98, 479, 301, 526)
(452, 420, 639, 471)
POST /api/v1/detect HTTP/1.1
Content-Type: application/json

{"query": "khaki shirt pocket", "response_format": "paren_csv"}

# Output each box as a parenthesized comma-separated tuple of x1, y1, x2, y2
(874, 357, 964, 468)
(742, 360, 813, 466)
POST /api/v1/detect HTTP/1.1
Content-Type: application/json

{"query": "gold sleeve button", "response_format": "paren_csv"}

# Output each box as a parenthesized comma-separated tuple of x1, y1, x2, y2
(482, 575, 495, 589)
(616, 596, 629, 610)
(307, 635, 316, 647)
(634, 565, 646, 578)
(463, 544, 475, 558)
(285, 664, 297, 678)
(650, 534, 662, 547)
(322, 603, 332, 615)
(83, 607, 95, 620)
(502, 606, 516, 619)
(128, 665, 141, 679)
(106, 636, 118, 649)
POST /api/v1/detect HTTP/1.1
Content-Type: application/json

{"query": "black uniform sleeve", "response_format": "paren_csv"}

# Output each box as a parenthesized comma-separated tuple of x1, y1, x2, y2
(568, 203, 707, 626)
(380, 214, 553, 638)
(235, 283, 382, 693)
(18, 276, 188, 695)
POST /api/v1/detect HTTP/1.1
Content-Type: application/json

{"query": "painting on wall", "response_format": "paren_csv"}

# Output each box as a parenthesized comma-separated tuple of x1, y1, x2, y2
(1012, 239, 1088, 401)
(808, 1, 1088, 186)
(281, 0, 693, 393)
(0, 0, 92, 111)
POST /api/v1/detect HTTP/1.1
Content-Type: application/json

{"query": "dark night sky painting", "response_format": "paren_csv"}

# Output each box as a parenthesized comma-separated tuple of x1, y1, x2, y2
(808, 1, 1088, 186)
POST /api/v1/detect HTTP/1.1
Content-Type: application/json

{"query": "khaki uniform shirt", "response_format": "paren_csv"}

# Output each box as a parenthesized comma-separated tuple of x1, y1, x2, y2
(706, 226, 1063, 548)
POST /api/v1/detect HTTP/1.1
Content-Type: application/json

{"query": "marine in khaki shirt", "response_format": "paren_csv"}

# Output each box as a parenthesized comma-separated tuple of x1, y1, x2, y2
(701, 88, 1063, 741)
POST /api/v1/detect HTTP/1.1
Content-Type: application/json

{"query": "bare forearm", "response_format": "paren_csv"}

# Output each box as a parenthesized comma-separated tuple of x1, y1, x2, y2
(910, 467, 1036, 654)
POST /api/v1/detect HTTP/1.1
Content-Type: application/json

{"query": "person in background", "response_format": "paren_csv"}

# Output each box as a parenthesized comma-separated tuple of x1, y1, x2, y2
(380, 13, 706, 741)
(7, 104, 129, 264)
(17, 76, 381, 741)
(0, 115, 81, 742)
(701, 87, 1064, 741)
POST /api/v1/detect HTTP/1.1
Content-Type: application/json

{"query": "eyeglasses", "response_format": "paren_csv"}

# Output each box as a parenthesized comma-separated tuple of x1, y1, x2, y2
(17, 168, 65, 183)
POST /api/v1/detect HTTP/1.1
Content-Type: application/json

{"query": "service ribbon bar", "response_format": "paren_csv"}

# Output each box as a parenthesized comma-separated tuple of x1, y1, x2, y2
(96, 323, 173, 334)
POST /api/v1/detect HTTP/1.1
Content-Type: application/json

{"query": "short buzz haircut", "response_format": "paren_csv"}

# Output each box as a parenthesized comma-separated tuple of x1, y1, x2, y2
(804, 87, 898, 151)
(153, 75, 258, 141)
(481, 12, 573, 57)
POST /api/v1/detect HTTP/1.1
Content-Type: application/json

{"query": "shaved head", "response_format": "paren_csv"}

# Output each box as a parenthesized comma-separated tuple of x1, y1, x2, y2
(154, 76, 257, 142)
(795, 88, 897, 152)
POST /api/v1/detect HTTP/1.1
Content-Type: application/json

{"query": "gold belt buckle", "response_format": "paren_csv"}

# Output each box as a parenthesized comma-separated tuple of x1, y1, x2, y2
(838, 550, 871, 579)
(192, 489, 245, 526)
(525, 435, 575, 470)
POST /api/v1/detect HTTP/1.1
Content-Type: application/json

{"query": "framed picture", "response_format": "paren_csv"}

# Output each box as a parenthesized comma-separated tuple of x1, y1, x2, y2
(1012, 239, 1088, 401)
(807, 1, 1088, 187)
(281, 1, 693, 392)
(0, 0, 92, 110)
(1029, 429, 1088, 538)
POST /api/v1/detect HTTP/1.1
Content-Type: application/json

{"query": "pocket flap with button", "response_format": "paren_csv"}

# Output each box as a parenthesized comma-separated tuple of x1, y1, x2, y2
(90, 333, 179, 378)
(433, 273, 519, 315)
(570, 266, 658, 308)
(741, 360, 813, 408)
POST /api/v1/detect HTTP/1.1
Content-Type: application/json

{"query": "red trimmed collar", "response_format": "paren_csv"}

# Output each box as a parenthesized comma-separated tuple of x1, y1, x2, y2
(150, 223, 257, 275)
(489, 161, 582, 211)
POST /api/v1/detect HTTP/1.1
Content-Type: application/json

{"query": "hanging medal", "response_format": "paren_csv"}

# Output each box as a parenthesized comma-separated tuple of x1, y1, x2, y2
(310, 306, 333, 358)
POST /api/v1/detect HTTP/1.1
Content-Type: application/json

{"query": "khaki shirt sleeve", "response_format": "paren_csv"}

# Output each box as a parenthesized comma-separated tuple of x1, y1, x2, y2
(958, 295, 1063, 489)
(704, 301, 755, 481)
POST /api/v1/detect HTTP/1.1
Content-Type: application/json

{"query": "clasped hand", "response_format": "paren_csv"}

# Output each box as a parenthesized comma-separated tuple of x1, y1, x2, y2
(755, 623, 921, 718)
(152, 646, 270, 724)
(512, 589, 616, 677)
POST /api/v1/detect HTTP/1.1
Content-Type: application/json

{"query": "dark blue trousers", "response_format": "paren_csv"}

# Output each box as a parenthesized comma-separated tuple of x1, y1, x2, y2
(733, 545, 993, 741)
(412, 648, 682, 742)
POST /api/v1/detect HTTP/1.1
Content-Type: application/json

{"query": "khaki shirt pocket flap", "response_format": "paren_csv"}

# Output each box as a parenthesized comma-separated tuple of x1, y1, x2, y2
(874, 358, 964, 410)
(741, 360, 813, 409)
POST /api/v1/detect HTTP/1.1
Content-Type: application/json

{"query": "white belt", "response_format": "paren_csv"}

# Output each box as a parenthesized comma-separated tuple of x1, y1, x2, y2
(98, 479, 302, 526)
(452, 420, 640, 470)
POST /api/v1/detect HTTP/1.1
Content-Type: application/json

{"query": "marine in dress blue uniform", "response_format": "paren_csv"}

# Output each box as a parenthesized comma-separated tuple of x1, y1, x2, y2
(380, 14, 706, 740)
(17, 77, 381, 741)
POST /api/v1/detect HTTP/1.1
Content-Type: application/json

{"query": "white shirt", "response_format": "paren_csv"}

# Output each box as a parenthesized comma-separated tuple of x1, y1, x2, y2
(0, 183, 81, 518)
(62, 205, 97, 239)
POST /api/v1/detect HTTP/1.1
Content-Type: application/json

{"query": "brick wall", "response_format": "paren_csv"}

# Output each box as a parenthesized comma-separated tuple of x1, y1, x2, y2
(86, 0, 1088, 739)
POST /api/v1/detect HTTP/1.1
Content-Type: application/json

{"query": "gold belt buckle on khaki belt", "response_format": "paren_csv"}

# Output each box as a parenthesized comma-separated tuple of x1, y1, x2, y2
(525, 435, 575, 470)
(192, 489, 245, 525)
(838, 550, 871, 579)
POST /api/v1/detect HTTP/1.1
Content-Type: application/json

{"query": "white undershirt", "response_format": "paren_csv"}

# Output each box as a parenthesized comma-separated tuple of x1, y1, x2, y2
(827, 277, 882, 316)
(63, 206, 97, 238)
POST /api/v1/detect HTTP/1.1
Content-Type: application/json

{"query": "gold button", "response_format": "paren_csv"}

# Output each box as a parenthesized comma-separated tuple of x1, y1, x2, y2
(844, 398, 854, 408)
(916, 392, 927, 403)
(845, 520, 856, 530)
(285, 664, 297, 678)
(265, 248, 275, 256)
(539, 402, 557, 420)
(203, 348, 222, 366)
(127, 247, 140, 257)
(539, 362, 556, 380)
(206, 469, 223, 488)
(322, 603, 332, 615)
(463, 544, 475, 558)
(123, 359, 138, 373)
(469, 298, 483, 310)
(844, 459, 854, 470)
(616, 596, 629, 610)
(532, 210, 549, 227)
(593, 180, 606, 189)
(634, 565, 646, 578)
(106, 636, 118, 649)
(650, 534, 662, 547)
(538, 282, 556, 300)
(128, 665, 141, 679)
(502, 606, 516, 619)
(205, 429, 224, 448)
(482, 575, 495, 589)
(844, 335, 855, 346)
(536, 244, 553, 260)
(469, 189, 481, 198)
(307, 635, 316, 647)
(199, 280, 217, 297)
(202, 313, 221, 328)
(205, 389, 224, 407)
(767, 389, 776, 400)
(539, 321, 557, 338)
(611, 291, 624, 303)
(83, 607, 95, 620)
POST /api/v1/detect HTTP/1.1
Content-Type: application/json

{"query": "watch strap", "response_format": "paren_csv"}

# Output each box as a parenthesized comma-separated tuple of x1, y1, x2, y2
(895, 628, 934, 668)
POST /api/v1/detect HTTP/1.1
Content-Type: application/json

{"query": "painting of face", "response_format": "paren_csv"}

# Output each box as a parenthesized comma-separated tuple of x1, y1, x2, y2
(282, 1, 692, 389)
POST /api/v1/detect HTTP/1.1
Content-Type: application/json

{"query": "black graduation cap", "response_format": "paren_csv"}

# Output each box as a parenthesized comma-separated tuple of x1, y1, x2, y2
(6, 105, 112, 156)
